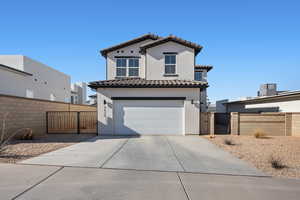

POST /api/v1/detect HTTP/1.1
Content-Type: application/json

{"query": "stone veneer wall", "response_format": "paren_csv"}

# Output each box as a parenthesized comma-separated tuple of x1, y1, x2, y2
(0, 94, 96, 137)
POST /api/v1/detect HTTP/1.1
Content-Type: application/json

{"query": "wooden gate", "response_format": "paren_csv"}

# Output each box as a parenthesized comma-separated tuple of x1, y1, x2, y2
(214, 113, 231, 134)
(47, 111, 97, 134)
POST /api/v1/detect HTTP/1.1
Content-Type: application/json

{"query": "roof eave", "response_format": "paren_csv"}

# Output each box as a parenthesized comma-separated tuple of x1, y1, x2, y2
(195, 65, 213, 72)
(89, 85, 207, 89)
(140, 37, 203, 55)
(100, 34, 160, 57)
(88, 81, 208, 89)
(225, 92, 300, 104)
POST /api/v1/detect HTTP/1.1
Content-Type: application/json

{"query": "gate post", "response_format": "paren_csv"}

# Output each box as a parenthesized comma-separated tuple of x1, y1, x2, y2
(77, 112, 80, 134)
(230, 112, 239, 135)
(46, 112, 49, 134)
(209, 112, 215, 136)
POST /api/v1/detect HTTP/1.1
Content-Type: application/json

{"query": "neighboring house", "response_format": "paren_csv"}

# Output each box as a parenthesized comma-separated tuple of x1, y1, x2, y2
(225, 90, 300, 112)
(257, 83, 287, 97)
(0, 55, 71, 102)
(87, 94, 97, 105)
(71, 82, 87, 104)
(89, 34, 213, 135)
(223, 84, 300, 113)
(207, 103, 216, 112)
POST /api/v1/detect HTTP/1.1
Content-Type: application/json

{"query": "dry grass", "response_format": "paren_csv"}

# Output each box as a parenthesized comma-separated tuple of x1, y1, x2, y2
(253, 129, 270, 139)
(269, 156, 287, 170)
(224, 138, 235, 145)
(205, 135, 300, 179)
(0, 134, 95, 163)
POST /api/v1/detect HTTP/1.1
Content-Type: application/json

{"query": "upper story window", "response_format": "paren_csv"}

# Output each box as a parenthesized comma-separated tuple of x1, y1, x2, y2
(165, 54, 176, 74)
(128, 58, 139, 76)
(116, 58, 139, 77)
(194, 70, 203, 81)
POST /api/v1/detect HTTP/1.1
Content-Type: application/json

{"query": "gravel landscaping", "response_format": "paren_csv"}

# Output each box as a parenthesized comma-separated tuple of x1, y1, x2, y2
(205, 135, 300, 179)
(0, 134, 95, 163)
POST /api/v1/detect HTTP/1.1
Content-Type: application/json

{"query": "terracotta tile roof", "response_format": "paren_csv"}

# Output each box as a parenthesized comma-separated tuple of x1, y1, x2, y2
(140, 35, 203, 55)
(88, 78, 207, 89)
(100, 34, 160, 57)
(195, 65, 213, 72)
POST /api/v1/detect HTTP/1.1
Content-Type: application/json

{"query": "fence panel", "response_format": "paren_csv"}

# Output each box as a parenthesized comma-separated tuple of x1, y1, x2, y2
(47, 111, 97, 134)
(79, 111, 97, 133)
(230, 112, 287, 136)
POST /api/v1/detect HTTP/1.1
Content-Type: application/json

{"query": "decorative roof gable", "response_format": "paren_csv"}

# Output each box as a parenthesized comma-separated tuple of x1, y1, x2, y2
(100, 34, 160, 57)
(140, 35, 203, 55)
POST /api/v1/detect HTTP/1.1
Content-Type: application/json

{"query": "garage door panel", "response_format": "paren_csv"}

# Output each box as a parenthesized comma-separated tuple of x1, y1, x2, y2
(114, 100, 184, 135)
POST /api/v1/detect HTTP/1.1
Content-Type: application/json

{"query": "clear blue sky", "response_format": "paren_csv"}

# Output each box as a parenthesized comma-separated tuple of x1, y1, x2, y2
(1, 0, 299, 102)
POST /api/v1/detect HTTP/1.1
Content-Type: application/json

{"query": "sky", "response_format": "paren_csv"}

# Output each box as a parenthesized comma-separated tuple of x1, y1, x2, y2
(1, 0, 299, 102)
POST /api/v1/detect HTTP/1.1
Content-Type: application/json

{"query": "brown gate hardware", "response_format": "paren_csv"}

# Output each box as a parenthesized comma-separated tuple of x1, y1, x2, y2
(46, 111, 97, 134)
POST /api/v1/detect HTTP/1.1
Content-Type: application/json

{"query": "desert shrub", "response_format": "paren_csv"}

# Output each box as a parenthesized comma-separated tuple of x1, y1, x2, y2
(269, 156, 286, 170)
(0, 112, 32, 152)
(20, 129, 34, 140)
(253, 130, 267, 138)
(224, 138, 235, 145)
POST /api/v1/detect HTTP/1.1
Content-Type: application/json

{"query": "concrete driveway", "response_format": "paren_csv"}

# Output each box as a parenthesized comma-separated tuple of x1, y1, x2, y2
(21, 136, 263, 176)
(1, 164, 300, 200)
(2, 136, 300, 200)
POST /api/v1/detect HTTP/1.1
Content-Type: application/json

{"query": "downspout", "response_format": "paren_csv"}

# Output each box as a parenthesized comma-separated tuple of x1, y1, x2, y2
(144, 50, 147, 79)
(199, 87, 202, 135)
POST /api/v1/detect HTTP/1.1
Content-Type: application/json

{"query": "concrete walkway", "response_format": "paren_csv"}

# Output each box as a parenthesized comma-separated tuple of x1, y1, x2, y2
(1, 164, 300, 200)
(21, 136, 264, 176)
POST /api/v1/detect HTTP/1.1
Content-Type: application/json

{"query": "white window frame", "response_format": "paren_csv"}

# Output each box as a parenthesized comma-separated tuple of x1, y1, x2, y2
(164, 54, 176, 75)
(194, 70, 203, 81)
(116, 58, 139, 77)
(116, 58, 127, 77)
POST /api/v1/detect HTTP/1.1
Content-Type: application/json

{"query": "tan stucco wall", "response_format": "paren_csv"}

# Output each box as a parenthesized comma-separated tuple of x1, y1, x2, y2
(0, 94, 96, 137)
(146, 41, 195, 80)
(106, 41, 196, 81)
(106, 39, 154, 79)
(97, 88, 201, 135)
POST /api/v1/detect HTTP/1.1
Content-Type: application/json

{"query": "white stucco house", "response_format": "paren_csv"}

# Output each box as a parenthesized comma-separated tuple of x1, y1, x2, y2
(71, 82, 87, 104)
(89, 34, 213, 135)
(0, 55, 71, 102)
(224, 91, 300, 113)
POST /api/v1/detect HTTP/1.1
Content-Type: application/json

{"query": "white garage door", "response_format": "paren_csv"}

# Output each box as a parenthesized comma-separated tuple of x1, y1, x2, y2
(113, 100, 184, 135)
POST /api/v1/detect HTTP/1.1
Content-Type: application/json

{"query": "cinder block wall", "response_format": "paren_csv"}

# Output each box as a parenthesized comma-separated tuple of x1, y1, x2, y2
(231, 112, 300, 136)
(0, 94, 96, 137)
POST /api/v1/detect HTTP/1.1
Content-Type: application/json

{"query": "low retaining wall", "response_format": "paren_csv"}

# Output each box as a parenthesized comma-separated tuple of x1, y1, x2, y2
(231, 112, 300, 136)
(0, 94, 96, 137)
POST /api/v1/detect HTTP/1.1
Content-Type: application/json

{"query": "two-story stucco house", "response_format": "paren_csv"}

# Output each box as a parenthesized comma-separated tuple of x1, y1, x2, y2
(89, 34, 213, 135)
